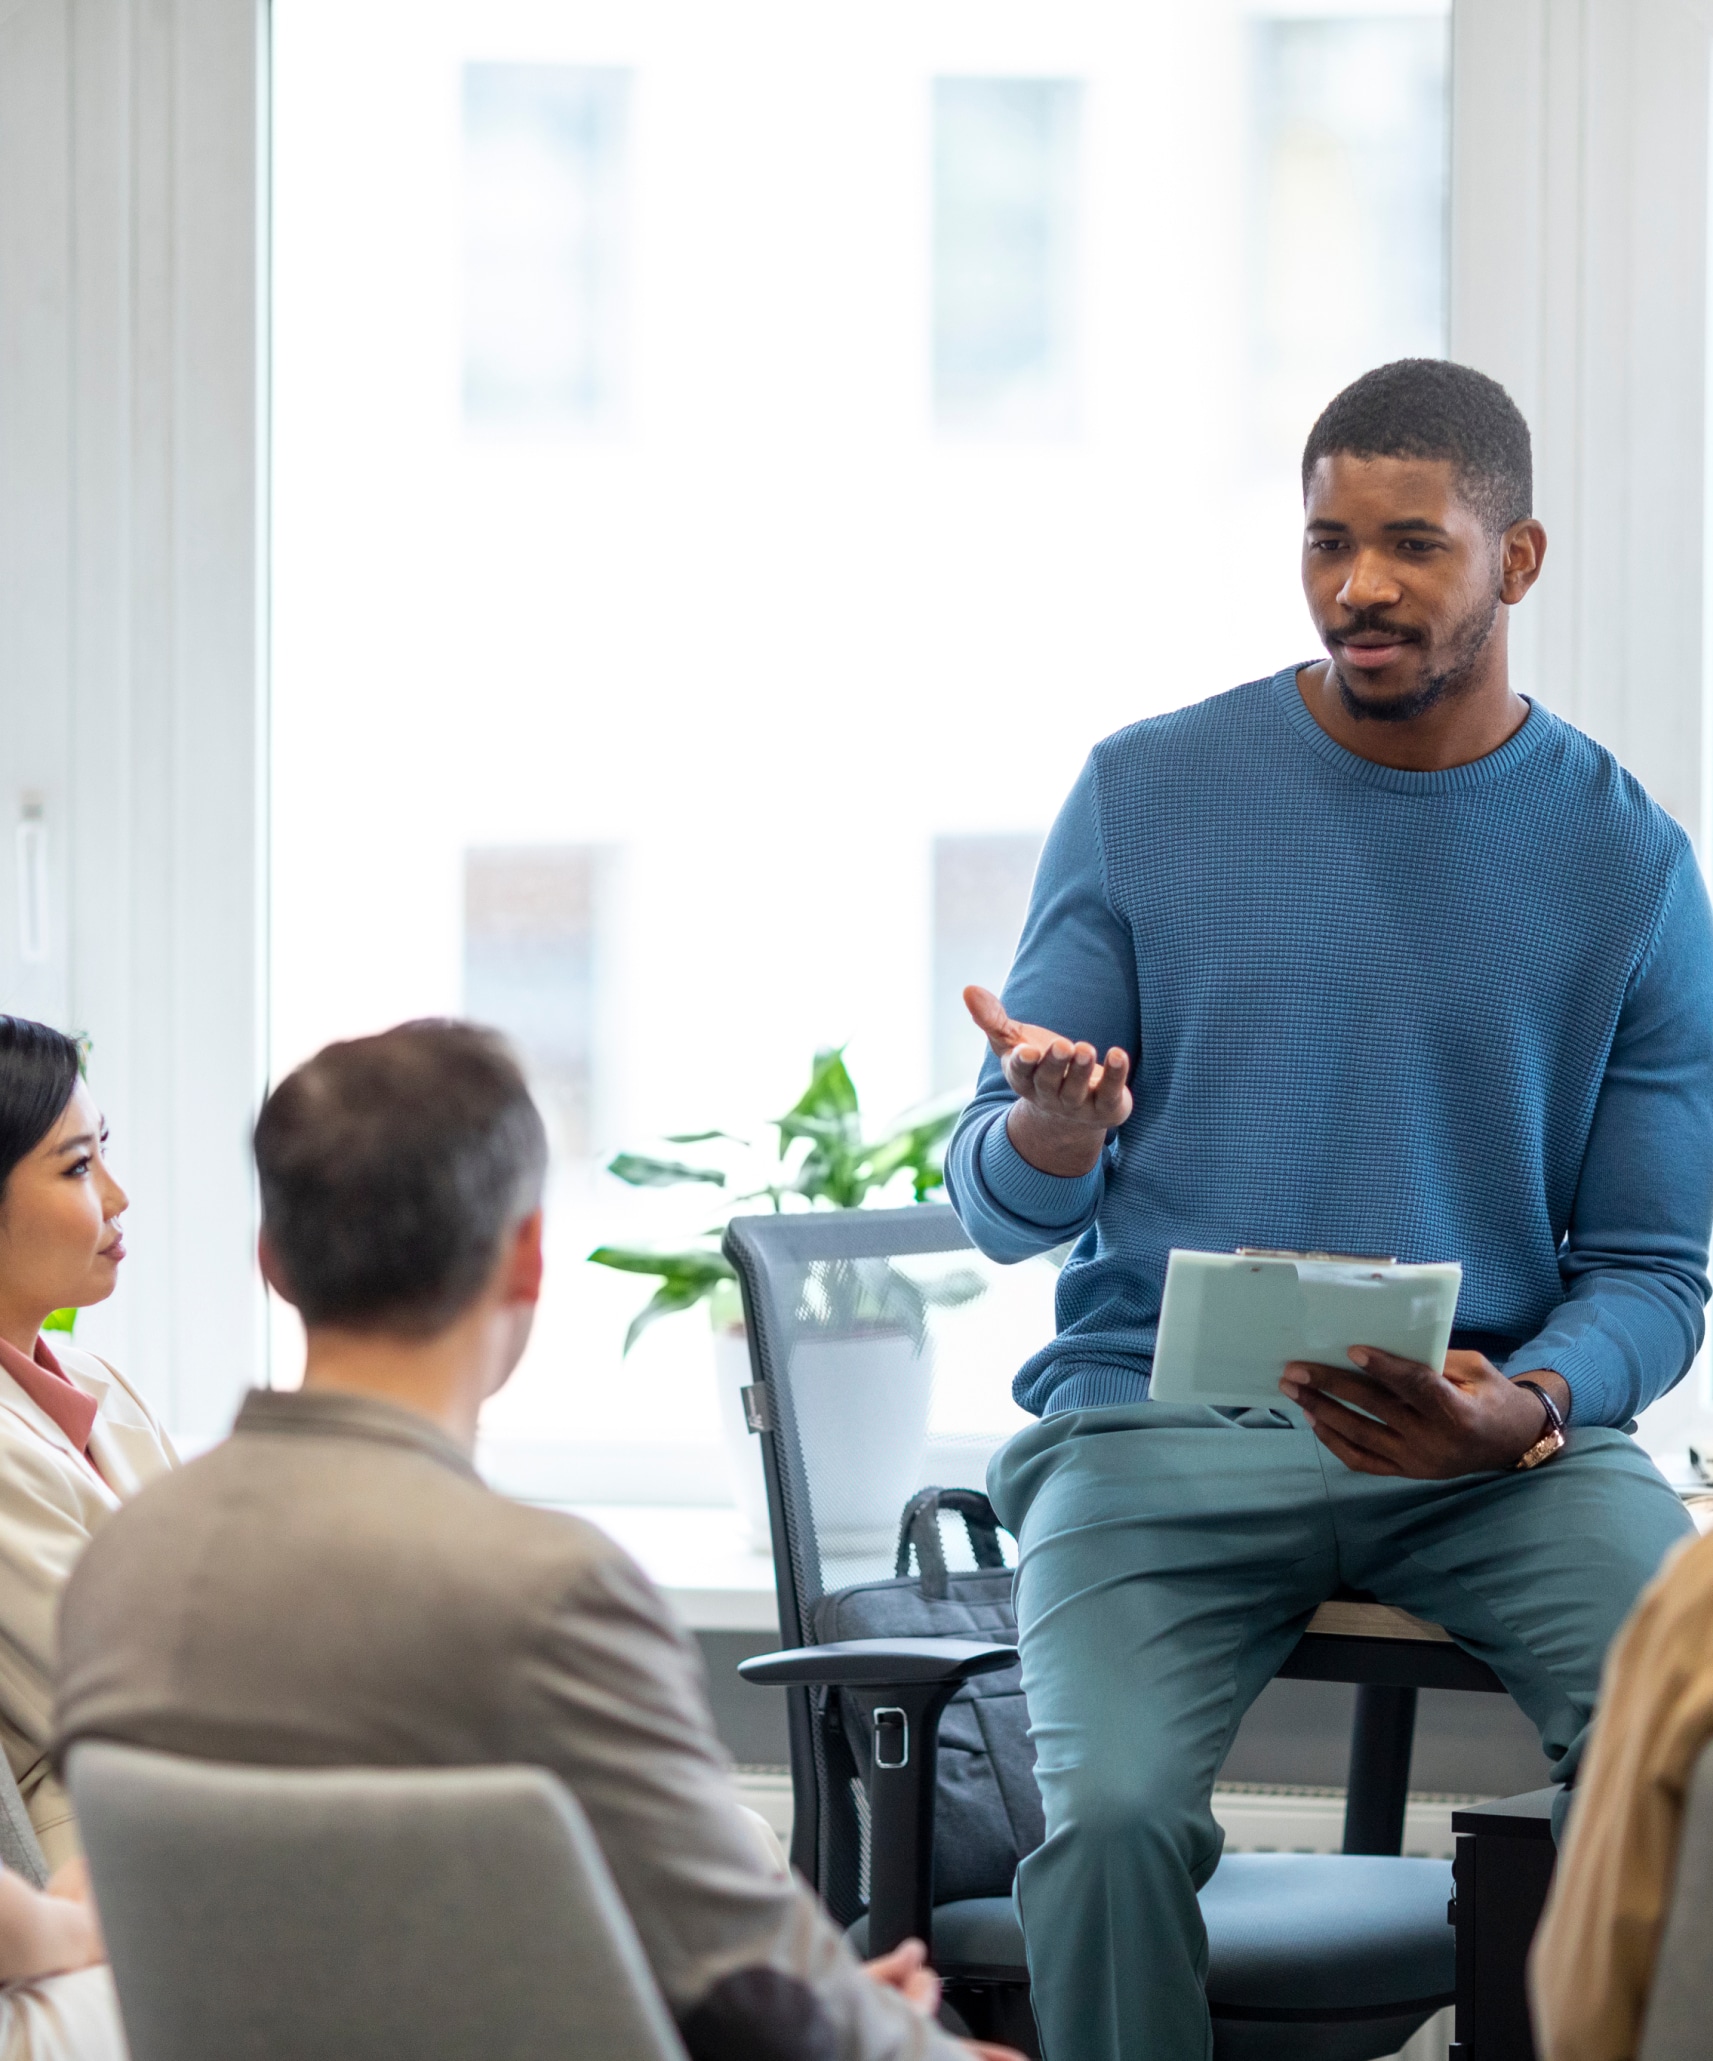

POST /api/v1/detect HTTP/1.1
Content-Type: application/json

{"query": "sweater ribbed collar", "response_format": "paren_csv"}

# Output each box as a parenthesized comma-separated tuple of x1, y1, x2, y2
(1271, 663, 1550, 795)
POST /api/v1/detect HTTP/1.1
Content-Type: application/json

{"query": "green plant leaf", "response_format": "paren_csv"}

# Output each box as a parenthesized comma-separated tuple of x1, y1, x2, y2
(777, 1113, 852, 1147)
(606, 1152, 727, 1190)
(830, 1093, 964, 1206)
(790, 1047, 860, 1122)
(588, 1244, 734, 1285)
(623, 1279, 716, 1353)
(588, 1245, 736, 1352)
(776, 1049, 860, 1157)
(41, 1308, 76, 1335)
(797, 1257, 932, 1349)
(663, 1129, 748, 1147)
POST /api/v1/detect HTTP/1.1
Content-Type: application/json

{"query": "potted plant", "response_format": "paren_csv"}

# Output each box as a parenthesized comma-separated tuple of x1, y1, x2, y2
(589, 1048, 982, 1549)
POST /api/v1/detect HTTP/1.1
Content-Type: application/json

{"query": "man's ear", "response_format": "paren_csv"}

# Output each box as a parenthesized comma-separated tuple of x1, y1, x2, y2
(1500, 517, 1547, 604)
(256, 1231, 298, 1308)
(502, 1210, 545, 1308)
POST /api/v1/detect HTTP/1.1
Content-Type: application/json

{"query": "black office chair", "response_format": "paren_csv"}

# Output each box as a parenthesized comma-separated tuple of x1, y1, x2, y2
(725, 1205, 1509, 2060)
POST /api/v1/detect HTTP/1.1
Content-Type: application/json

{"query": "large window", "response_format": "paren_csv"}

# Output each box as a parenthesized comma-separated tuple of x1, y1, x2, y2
(272, 1, 1451, 1502)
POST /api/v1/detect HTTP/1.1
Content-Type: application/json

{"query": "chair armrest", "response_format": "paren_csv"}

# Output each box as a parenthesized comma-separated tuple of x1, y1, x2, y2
(738, 1639, 1017, 1958)
(737, 1639, 1019, 1691)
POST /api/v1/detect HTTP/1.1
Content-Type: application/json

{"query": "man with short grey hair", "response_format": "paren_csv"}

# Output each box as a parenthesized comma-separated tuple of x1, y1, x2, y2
(55, 1021, 1019, 2061)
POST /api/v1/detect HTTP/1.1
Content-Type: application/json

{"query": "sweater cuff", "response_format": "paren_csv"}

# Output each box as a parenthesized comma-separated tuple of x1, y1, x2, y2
(1501, 1333, 1627, 1429)
(977, 1111, 1106, 1233)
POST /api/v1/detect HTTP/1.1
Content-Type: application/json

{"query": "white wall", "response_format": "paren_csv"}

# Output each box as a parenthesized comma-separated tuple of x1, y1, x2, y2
(0, 0, 267, 1438)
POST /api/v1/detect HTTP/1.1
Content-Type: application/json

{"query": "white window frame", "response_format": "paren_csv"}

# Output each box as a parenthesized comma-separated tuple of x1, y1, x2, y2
(3, 0, 1712, 1447)
(0, 0, 267, 1440)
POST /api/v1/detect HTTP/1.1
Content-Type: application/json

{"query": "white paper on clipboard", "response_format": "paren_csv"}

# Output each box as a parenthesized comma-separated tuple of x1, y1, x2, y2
(1148, 1249, 1463, 1409)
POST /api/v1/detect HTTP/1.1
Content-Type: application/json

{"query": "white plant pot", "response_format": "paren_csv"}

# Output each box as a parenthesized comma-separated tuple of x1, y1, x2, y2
(787, 1330, 932, 1559)
(711, 1321, 934, 1559)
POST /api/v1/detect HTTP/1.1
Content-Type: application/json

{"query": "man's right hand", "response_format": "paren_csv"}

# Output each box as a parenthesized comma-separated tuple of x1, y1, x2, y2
(963, 986, 1133, 1178)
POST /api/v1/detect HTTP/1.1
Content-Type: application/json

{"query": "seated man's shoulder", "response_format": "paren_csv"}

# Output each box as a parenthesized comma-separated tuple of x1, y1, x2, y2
(70, 1402, 662, 1636)
(460, 1491, 675, 1625)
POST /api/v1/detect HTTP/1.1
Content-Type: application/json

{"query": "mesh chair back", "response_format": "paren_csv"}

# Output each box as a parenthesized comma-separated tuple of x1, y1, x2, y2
(67, 1744, 687, 2061)
(722, 1205, 1051, 1636)
(723, 1205, 1056, 1922)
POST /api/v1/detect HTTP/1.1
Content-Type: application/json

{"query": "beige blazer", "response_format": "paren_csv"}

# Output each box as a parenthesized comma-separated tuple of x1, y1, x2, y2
(56, 1389, 963, 2061)
(0, 1343, 174, 1868)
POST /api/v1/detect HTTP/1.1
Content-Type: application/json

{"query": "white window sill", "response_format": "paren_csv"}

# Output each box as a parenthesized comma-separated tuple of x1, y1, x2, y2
(542, 1501, 779, 1633)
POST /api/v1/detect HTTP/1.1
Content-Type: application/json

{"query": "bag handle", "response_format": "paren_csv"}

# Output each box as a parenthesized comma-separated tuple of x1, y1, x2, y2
(894, 1486, 1009, 1601)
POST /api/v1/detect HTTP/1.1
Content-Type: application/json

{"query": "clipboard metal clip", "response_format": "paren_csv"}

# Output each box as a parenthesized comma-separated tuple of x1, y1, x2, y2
(1234, 1247, 1399, 1265)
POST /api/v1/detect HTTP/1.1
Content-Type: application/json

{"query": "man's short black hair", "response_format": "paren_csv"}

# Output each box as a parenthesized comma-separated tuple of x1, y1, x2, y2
(255, 1019, 548, 1335)
(1301, 359, 1533, 538)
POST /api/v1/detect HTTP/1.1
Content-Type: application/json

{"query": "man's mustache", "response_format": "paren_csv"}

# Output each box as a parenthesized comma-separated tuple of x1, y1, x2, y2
(1328, 611, 1425, 646)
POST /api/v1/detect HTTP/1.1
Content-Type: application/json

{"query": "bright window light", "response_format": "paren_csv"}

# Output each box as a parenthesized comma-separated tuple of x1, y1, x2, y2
(933, 78, 1081, 436)
(463, 64, 630, 428)
(271, 1, 1449, 1505)
(1251, 16, 1448, 460)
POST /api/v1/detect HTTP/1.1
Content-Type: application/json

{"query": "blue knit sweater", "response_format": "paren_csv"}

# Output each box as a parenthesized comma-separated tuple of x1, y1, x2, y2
(944, 667, 1713, 1426)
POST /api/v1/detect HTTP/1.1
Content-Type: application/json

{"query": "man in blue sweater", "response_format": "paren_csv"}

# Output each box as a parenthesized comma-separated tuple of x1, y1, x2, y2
(943, 358, 1713, 2061)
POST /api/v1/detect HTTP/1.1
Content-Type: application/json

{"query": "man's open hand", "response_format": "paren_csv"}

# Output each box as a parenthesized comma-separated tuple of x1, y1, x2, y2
(964, 986, 1133, 1178)
(1279, 1349, 1569, 1478)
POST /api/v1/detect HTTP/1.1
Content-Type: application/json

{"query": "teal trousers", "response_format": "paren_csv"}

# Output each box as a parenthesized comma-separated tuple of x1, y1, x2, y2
(986, 1403, 1693, 2061)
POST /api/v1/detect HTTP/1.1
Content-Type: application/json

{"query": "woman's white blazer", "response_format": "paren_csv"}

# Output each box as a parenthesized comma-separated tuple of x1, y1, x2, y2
(0, 1341, 175, 1867)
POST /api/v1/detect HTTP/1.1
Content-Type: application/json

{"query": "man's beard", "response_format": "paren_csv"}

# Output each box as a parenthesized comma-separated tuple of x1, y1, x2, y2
(1331, 586, 1502, 725)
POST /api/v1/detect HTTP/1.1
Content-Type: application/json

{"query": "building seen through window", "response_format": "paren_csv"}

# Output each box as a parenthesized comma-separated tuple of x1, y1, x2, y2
(933, 78, 1081, 437)
(272, 0, 1452, 1491)
(463, 63, 630, 428)
(1250, 15, 1448, 461)
(932, 835, 1044, 1094)
(463, 845, 609, 1161)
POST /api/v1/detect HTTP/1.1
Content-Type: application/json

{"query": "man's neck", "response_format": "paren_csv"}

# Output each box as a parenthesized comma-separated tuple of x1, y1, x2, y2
(298, 1320, 493, 1452)
(1295, 635, 1530, 773)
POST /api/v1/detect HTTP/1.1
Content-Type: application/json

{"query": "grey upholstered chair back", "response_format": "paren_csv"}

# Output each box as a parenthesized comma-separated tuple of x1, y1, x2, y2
(0, 1751, 49, 1887)
(1637, 1735, 1713, 2061)
(66, 1743, 688, 2061)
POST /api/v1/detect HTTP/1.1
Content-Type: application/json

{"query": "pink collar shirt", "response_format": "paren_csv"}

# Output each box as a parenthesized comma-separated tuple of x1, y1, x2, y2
(0, 1335, 98, 1454)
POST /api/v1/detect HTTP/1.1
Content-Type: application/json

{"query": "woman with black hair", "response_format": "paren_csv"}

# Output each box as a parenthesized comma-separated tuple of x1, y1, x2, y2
(0, 1018, 173, 1874)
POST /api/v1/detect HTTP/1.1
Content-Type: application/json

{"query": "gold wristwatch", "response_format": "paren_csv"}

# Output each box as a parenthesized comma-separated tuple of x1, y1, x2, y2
(1513, 1379, 1567, 1470)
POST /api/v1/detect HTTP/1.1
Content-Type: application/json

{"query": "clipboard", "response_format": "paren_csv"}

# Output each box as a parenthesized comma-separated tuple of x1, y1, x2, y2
(1148, 1247, 1463, 1409)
